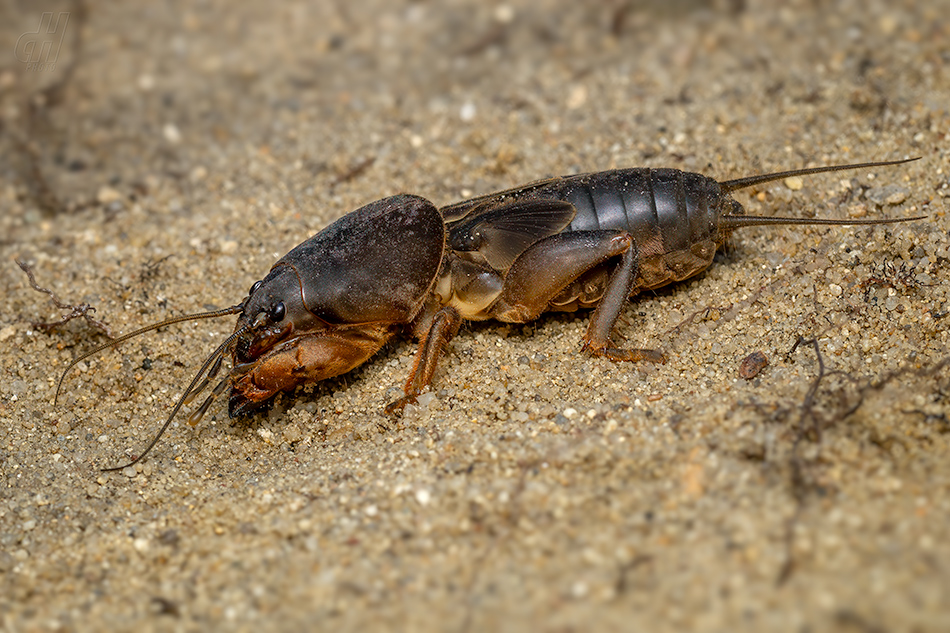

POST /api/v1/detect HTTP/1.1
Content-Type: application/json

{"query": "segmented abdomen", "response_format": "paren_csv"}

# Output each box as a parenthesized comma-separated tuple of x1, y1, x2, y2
(440, 167, 728, 292)
(530, 168, 722, 251)
(515, 168, 723, 292)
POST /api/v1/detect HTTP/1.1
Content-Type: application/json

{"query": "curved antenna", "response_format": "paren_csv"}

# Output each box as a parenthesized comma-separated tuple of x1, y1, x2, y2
(101, 323, 250, 472)
(54, 303, 244, 405)
(720, 157, 920, 193)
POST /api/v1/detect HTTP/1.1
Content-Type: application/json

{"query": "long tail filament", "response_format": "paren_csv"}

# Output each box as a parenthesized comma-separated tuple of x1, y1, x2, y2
(720, 157, 924, 229)
(720, 157, 920, 193)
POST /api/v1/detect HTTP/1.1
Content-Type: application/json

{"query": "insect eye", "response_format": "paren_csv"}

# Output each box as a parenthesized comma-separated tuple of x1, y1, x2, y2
(248, 280, 263, 296)
(269, 301, 285, 322)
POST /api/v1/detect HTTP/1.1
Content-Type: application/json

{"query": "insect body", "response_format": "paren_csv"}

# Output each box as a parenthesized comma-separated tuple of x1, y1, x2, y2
(55, 158, 921, 468)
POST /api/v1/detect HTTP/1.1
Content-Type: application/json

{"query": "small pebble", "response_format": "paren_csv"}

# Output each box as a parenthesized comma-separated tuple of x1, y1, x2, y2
(415, 489, 431, 506)
(416, 392, 436, 409)
(567, 85, 588, 110)
(494, 4, 514, 23)
(885, 190, 907, 205)
(190, 165, 208, 182)
(97, 186, 122, 205)
(282, 423, 304, 444)
(784, 176, 803, 191)
(848, 204, 868, 218)
(866, 185, 909, 206)
(739, 351, 769, 380)
(163, 123, 182, 144)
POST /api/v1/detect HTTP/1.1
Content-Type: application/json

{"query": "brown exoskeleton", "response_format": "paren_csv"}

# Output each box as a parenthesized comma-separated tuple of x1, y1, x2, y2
(53, 158, 922, 469)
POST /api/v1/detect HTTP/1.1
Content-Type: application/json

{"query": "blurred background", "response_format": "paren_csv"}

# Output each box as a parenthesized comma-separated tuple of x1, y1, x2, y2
(2, 0, 941, 225)
(1, 1, 947, 631)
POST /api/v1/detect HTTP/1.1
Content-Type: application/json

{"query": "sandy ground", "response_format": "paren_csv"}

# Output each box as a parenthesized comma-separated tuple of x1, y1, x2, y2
(1, 0, 949, 631)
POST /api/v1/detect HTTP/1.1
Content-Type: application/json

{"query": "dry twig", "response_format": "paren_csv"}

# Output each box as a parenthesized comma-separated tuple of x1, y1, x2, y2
(17, 259, 113, 337)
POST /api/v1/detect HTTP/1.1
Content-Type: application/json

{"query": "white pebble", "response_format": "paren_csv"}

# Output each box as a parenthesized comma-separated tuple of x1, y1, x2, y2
(571, 580, 589, 598)
(885, 190, 907, 205)
(566, 85, 588, 110)
(163, 123, 182, 144)
(97, 186, 122, 204)
(415, 488, 431, 506)
(784, 176, 803, 191)
(494, 5, 514, 23)
(189, 165, 208, 182)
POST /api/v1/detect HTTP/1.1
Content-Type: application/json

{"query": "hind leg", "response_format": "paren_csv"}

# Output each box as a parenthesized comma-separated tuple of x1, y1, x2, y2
(490, 230, 665, 363)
